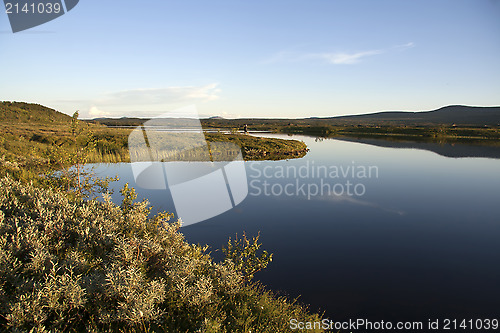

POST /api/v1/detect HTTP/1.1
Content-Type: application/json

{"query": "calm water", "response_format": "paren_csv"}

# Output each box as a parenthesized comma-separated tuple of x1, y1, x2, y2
(90, 134, 500, 324)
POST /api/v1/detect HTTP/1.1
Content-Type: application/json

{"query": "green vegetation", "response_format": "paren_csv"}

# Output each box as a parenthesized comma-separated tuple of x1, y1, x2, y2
(202, 119, 500, 146)
(0, 101, 71, 123)
(0, 178, 323, 332)
(205, 133, 307, 160)
(201, 104, 500, 144)
(0, 102, 131, 170)
(90, 104, 500, 145)
(0, 102, 308, 170)
(0, 101, 321, 331)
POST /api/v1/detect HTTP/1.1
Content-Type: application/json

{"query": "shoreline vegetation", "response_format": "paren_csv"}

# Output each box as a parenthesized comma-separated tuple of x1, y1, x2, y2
(277, 124, 500, 145)
(4, 101, 496, 173)
(1, 100, 499, 331)
(0, 178, 323, 332)
(89, 104, 500, 148)
(0, 102, 309, 168)
(0, 101, 323, 331)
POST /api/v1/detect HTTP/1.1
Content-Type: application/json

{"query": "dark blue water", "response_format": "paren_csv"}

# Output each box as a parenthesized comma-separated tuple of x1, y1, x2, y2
(89, 134, 500, 326)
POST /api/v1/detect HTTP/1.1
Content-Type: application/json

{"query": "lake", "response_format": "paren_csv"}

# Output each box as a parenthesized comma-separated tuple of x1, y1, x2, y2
(89, 133, 500, 324)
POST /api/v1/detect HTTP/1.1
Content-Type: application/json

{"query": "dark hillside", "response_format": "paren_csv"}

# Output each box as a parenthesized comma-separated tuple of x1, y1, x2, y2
(327, 105, 500, 126)
(0, 101, 72, 124)
(90, 105, 500, 128)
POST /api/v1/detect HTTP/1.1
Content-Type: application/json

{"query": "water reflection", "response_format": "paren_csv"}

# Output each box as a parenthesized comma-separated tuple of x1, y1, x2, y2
(89, 134, 500, 324)
(330, 136, 500, 159)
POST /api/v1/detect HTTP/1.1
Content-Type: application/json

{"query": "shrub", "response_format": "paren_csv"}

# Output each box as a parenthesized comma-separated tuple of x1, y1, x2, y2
(0, 177, 323, 332)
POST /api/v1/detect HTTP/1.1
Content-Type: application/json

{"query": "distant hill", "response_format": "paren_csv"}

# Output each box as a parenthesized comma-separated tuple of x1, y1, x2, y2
(3, 102, 499, 127)
(320, 105, 500, 126)
(0, 101, 72, 124)
(89, 105, 500, 127)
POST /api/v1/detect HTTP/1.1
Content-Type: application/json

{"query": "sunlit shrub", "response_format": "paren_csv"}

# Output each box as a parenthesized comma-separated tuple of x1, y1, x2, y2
(0, 177, 323, 332)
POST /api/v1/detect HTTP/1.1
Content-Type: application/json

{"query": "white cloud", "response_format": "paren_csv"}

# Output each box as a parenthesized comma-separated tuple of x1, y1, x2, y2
(96, 83, 220, 106)
(315, 50, 383, 64)
(89, 106, 110, 117)
(49, 83, 221, 118)
(395, 42, 415, 50)
(265, 42, 415, 65)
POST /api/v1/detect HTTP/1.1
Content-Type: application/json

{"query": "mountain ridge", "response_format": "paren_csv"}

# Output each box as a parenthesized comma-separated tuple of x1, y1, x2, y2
(1, 102, 499, 127)
(316, 105, 500, 125)
(90, 105, 500, 126)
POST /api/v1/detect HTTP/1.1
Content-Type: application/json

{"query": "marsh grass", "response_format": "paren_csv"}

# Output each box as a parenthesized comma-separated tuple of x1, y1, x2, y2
(0, 120, 307, 170)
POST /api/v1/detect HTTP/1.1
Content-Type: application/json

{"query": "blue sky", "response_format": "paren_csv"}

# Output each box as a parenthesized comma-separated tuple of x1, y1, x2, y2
(1, 0, 499, 118)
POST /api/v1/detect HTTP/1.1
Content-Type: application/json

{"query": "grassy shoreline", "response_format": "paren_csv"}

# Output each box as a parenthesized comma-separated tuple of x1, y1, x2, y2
(0, 102, 323, 332)
(0, 122, 308, 166)
(0, 124, 308, 176)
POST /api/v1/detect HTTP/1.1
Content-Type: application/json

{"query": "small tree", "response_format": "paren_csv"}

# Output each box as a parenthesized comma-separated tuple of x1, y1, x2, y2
(71, 111, 83, 192)
(45, 111, 117, 198)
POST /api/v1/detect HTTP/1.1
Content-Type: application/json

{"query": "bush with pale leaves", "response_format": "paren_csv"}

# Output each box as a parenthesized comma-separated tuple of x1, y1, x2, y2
(0, 177, 323, 332)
